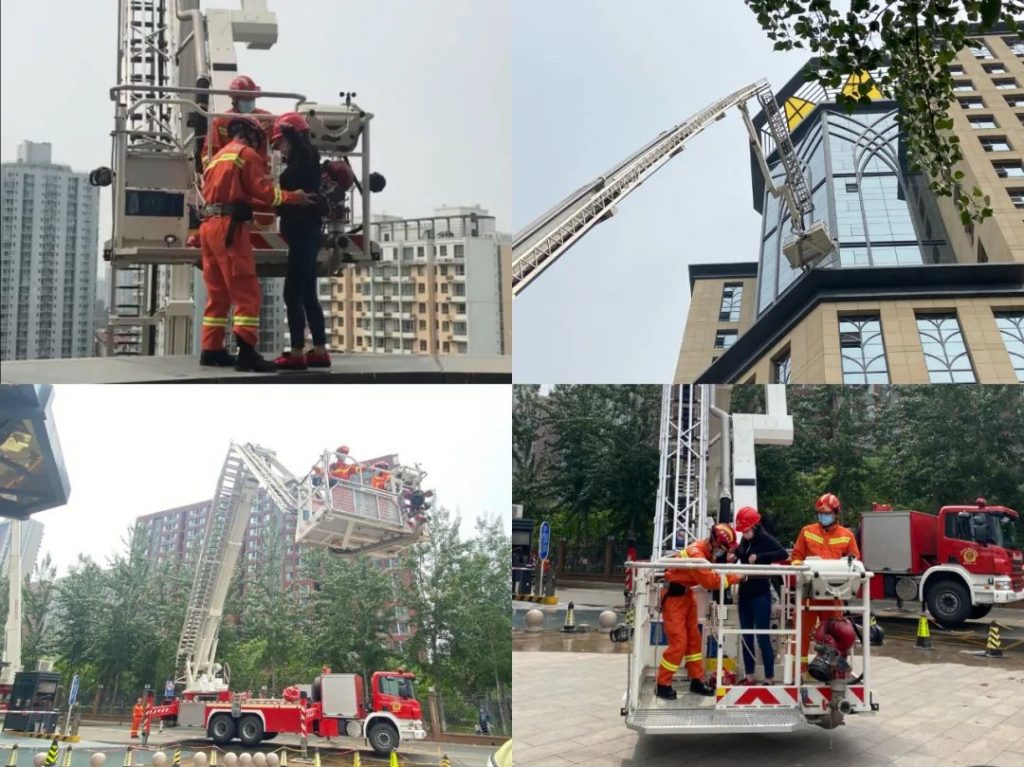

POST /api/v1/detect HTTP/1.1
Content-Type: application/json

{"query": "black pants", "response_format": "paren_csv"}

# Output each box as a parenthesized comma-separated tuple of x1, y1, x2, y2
(283, 225, 326, 349)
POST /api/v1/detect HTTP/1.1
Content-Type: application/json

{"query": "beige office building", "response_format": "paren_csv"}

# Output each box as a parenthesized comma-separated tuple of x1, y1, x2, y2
(676, 27, 1024, 384)
(328, 206, 508, 355)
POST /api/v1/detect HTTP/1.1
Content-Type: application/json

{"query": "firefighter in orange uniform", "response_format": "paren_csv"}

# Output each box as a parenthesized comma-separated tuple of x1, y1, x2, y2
(790, 493, 861, 678)
(198, 115, 315, 371)
(205, 75, 275, 163)
(130, 698, 143, 738)
(370, 461, 391, 490)
(656, 524, 743, 699)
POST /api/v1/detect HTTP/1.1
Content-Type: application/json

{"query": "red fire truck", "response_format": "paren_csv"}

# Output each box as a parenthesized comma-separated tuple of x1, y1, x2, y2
(148, 670, 425, 756)
(860, 498, 1024, 627)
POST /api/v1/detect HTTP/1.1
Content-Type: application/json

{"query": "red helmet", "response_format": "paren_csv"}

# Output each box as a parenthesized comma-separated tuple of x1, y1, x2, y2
(734, 506, 761, 533)
(709, 523, 738, 550)
(229, 75, 260, 94)
(226, 114, 264, 143)
(815, 493, 841, 515)
(337, 445, 350, 454)
(323, 160, 356, 191)
(374, 461, 388, 469)
(271, 112, 310, 145)
(312, 466, 322, 475)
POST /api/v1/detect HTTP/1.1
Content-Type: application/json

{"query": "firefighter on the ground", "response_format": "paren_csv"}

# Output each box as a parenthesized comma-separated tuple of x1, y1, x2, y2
(789, 493, 861, 679)
(656, 524, 744, 700)
(130, 698, 143, 738)
(197, 116, 316, 372)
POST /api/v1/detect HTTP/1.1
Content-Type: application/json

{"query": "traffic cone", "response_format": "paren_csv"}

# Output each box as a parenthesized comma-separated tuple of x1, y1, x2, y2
(209, 751, 217, 767)
(7, 744, 18, 767)
(440, 755, 451, 767)
(278, 750, 287, 767)
(389, 752, 399, 767)
(915, 612, 933, 650)
(173, 747, 181, 767)
(312, 749, 321, 767)
(352, 752, 361, 767)
(44, 740, 59, 767)
(985, 621, 1004, 658)
(61, 746, 72, 767)
(562, 602, 576, 633)
(123, 746, 133, 767)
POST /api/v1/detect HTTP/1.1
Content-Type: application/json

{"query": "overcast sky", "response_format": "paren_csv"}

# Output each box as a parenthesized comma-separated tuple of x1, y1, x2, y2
(29, 384, 511, 576)
(512, 1, 811, 382)
(0, 0, 512, 279)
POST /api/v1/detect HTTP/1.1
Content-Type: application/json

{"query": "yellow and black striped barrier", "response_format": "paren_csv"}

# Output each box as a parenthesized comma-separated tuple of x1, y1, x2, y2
(985, 620, 1004, 658)
(514, 593, 558, 605)
(3, 731, 81, 743)
(440, 754, 452, 767)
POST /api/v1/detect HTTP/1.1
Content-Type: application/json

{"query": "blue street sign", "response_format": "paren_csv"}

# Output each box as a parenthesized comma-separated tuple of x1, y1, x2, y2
(539, 521, 551, 561)
(165, 680, 175, 698)
(68, 674, 80, 707)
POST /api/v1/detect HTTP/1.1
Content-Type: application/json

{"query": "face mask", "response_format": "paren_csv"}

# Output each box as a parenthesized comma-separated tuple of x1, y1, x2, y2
(742, 529, 754, 540)
(818, 514, 835, 527)
(237, 99, 255, 114)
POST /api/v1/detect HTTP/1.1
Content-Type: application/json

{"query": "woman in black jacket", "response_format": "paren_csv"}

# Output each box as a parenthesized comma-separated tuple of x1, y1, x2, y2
(734, 506, 788, 685)
(271, 112, 329, 371)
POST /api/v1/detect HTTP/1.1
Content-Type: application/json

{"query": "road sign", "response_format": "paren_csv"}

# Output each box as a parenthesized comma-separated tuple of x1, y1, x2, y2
(68, 674, 80, 707)
(539, 521, 551, 561)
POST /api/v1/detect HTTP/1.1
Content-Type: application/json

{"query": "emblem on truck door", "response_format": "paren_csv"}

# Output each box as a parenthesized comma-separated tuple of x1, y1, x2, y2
(962, 548, 978, 564)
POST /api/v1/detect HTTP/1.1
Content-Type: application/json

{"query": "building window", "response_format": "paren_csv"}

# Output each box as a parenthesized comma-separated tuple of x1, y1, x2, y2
(952, 79, 975, 92)
(958, 97, 985, 109)
(970, 41, 993, 59)
(1005, 95, 1024, 107)
(994, 160, 1024, 177)
(968, 115, 998, 129)
(838, 315, 890, 384)
(980, 136, 1012, 152)
(771, 348, 792, 384)
(948, 64, 965, 75)
(993, 77, 1019, 90)
(719, 282, 743, 322)
(983, 63, 1007, 74)
(1003, 36, 1024, 57)
(1008, 189, 1024, 209)
(994, 312, 1024, 382)
(419, 340, 427, 352)
(916, 313, 976, 383)
(714, 329, 738, 349)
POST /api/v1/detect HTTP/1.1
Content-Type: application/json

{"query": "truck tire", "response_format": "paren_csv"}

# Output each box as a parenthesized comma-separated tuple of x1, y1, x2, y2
(263, 732, 278, 741)
(238, 714, 265, 747)
(208, 714, 236, 745)
(367, 721, 399, 756)
(969, 605, 993, 621)
(926, 579, 972, 627)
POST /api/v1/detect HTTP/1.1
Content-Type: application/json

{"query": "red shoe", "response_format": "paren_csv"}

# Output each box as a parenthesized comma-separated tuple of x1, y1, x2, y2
(274, 353, 308, 371)
(305, 350, 332, 368)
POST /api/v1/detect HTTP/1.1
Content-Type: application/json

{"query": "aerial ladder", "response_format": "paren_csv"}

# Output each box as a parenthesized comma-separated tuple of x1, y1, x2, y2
(177, 442, 428, 694)
(618, 386, 878, 734)
(511, 81, 837, 297)
(93, 0, 385, 356)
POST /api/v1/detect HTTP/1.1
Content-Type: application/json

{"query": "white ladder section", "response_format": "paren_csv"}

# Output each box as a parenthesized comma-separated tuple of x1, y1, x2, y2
(511, 80, 767, 296)
(652, 385, 709, 558)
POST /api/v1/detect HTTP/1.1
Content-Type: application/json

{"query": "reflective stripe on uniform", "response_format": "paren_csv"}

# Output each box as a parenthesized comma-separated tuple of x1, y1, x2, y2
(803, 532, 824, 544)
(683, 653, 703, 663)
(207, 152, 245, 170)
(233, 315, 260, 326)
(202, 316, 228, 326)
(272, 184, 283, 206)
(830, 537, 851, 544)
(660, 658, 680, 672)
(678, 550, 690, 558)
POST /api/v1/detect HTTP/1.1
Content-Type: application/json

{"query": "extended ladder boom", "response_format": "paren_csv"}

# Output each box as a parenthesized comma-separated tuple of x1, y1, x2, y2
(512, 80, 767, 296)
(176, 441, 299, 690)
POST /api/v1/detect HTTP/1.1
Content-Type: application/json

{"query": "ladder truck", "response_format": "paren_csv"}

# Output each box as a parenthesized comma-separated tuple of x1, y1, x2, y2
(146, 442, 429, 756)
(90, 0, 385, 356)
(512, 81, 837, 297)
(616, 386, 879, 734)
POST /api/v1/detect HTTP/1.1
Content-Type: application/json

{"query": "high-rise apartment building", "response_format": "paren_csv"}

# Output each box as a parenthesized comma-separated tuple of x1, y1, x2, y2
(1, 142, 99, 360)
(676, 28, 1024, 384)
(328, 206, 507, 355)
(0, 518, 44, 577)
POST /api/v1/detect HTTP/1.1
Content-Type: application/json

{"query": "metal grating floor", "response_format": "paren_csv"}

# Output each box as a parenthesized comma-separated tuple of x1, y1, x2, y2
(627, 706, 804, 734)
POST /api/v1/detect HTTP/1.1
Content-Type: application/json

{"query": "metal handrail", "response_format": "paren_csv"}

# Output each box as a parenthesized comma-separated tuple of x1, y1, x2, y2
(109, 83, 307, 101)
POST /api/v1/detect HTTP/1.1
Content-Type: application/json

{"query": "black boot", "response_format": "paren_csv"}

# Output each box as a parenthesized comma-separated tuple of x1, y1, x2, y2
(689, 678, 715, 697)
(199, 348, 236, 367)
(655, 684, 677, 700)
(234, 336, 278, 373)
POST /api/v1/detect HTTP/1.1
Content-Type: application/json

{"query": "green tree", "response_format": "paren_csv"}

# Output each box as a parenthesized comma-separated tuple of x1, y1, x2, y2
(22, 554, 57, 670)
(512, 384, 549, 518)
(745, 0, 1023, 225)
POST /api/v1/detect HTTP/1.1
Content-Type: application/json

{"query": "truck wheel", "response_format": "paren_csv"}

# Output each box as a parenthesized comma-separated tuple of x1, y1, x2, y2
(238, 715, 265, 747)
(208, 714, 236, 745)
(367, 721, 399, 755)
(969, 605, 993, 621)
(926, 579, 972, 627)
(263, 732, 278, 741)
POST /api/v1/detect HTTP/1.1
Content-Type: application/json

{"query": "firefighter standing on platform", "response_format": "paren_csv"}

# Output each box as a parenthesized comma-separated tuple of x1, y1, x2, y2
(656, 523, 743, 700)
(198, 115, 315, 372)
(205, 75, 275, 162)
(790, 493, 861, 678)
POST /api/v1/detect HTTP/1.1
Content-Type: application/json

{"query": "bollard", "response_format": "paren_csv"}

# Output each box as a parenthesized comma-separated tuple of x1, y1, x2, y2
(352, 752, 360, 767)
(209, 751, 218, 767)
(124, 748, 135, 767)
(62, 746, 73, 767)
(914, 612, 933, 650)
(6, 744, 18, 767)
(440, 755, 451, 767)
(311, 751, 320, 767)
(279, 750, 288, 767)
(173, 747, 182, 767)
(45, 740, 60, 767)
(562, 602, 576, 633)
(985, 621, 1004, 658)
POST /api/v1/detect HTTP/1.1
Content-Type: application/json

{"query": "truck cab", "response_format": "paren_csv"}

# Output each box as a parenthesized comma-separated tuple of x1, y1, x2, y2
(370, 671, 422, 722)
